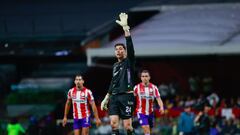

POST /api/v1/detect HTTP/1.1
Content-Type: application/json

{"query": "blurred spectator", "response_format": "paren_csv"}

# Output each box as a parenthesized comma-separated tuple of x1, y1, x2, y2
(41, 115, 56, 135)
(0, 119, 6, 135)
(159, 117, 172, 135)
(7, 117, 25, 135)
(221, 103, 235, 120)
(185, 96, 196, 108)
(221, 118, 238, 135)
(164, 98, 183, 118)
(178, 104, 195, 135)
(158, 82, 169, 98)
(94, 117, 111, 135)
(193, 94, 207, 112)
(171, 120, 178, 135)
(237, 97, 240, 108)
(209, 121, 221, 135)
(169, 78, 180, 97)
(194, 103, 211, 135)
(26, 116, 39, 135)
(207, 92, 219, 107)
(202, 75, 213, 94)
(188, 75, 200, 95)
(174, 95, 185, 108)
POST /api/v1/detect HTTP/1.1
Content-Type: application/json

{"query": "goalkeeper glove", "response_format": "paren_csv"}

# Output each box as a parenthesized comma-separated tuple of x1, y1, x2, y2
(116, 12, 130, 31)
(101, 93, 110, 111)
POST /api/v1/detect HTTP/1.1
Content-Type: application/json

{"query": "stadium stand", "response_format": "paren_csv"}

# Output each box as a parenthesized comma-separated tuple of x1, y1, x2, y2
(87, 3, 240, 66)
(0, 0, 143, 42)
(10, 62, 88, 92)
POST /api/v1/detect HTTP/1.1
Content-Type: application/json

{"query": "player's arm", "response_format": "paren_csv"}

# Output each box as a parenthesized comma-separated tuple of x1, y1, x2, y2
(90, 101, 102, 127)
(116, 13, 135, 62)
(156, 97, 164, 114)
(101, 65, 114, 111)
(62, 98, 71, 127)
(154, 85, 164, 114)
(124, 28, 130, 37)
(194, 111, 203, 123)
(126, 35, 135, 62)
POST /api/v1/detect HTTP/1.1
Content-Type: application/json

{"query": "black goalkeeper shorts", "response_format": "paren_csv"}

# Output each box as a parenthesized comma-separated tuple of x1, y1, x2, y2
(108, 93, 135, 119)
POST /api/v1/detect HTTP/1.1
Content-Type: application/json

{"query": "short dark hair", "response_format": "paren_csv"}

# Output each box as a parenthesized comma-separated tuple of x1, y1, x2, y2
(114, 43, 126, 50)
(139, 69, 151, 78)
(75, 74, 83, 79)
(141, 70, 150, 75)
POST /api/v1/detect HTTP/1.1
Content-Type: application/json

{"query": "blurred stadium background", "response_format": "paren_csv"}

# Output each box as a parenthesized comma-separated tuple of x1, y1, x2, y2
(0, 0, 240, 134)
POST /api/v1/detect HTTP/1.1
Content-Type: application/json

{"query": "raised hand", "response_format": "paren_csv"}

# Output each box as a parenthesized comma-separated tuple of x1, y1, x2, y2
(116, 12, 130, 31)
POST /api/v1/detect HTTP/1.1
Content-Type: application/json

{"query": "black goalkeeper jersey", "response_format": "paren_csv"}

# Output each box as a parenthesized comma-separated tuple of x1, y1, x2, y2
(108, 36, 135, 95)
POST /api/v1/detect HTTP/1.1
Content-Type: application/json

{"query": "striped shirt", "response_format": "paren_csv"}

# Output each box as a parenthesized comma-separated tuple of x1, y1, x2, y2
(134, 83, 160, 115)
(67, 87, 94, 119)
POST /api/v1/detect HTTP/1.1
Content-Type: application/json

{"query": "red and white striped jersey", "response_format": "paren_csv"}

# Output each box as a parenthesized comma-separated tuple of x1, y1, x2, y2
(134, 83, 160, 115)
(67, 87, 94, 119)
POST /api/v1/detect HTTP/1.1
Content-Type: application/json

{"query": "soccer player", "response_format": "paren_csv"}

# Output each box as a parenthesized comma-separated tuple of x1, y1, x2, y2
(101, 12, 136, 135)
(134, 70, 164, 135)
(62, 74, 101, 135)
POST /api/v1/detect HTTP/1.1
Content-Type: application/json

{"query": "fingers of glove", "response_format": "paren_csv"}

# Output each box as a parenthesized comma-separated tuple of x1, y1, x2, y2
(120, 14, 128, 22)
(119, 13, 128, 20)
(119, 13, 124, 18)
(101, 104, 107, 111)
(103, 105, 108, 110)
(116, 20, 121, 25)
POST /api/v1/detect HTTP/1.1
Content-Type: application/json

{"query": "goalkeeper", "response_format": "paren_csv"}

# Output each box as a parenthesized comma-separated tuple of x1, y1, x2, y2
(101, 12, 136, 135)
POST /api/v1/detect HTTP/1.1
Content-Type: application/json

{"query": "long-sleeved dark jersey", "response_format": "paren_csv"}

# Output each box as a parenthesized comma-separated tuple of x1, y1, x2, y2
(108, 36, 135, 95)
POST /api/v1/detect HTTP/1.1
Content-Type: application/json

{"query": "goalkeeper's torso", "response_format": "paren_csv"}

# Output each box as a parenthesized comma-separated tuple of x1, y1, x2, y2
(110, 58, 134, 95)
(108, 36, 135, 95)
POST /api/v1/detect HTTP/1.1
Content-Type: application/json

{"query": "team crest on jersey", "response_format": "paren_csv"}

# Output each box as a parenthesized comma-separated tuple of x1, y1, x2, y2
(80, 92, 87, 100)
(150, 88, 153, 92)
(149, 88, 154, 96)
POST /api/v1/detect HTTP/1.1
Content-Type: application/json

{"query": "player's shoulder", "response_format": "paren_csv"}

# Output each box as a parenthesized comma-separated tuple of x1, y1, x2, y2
(134, 83, 143, 91)
(84, 87, 92, 92)
(134, 83, 141, 88)
(68, 87, 74, 92)
(150, 83, 158, 89)
(113, 62, 119, 66)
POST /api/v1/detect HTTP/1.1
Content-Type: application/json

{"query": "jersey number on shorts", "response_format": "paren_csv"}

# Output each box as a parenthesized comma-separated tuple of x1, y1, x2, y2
(126, 106, 132, 113)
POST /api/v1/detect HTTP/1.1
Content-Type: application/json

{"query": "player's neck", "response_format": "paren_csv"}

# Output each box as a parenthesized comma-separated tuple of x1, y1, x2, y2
(76, 86, 84, 91)
(117, 56, 126, 62)
(117, 57, 124, 62)
(143, 82, 150, 87)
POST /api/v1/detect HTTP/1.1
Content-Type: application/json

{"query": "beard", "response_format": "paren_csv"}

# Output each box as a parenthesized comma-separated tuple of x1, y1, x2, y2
(76, 84, 82, 89)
